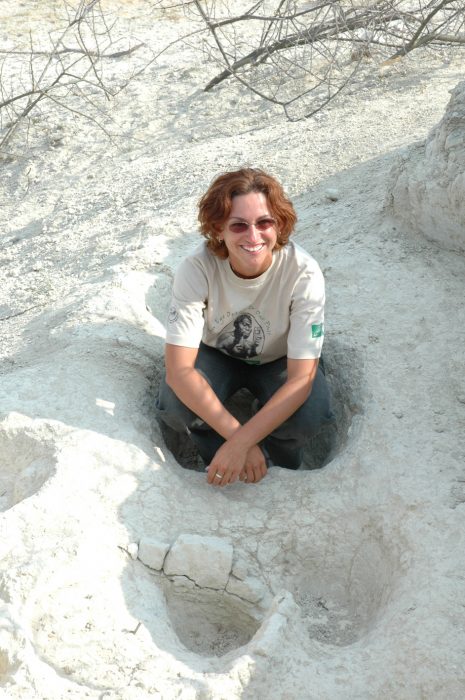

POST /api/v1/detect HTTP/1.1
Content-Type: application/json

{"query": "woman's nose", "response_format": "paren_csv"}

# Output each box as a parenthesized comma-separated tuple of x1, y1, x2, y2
(247, 224, 262, 241)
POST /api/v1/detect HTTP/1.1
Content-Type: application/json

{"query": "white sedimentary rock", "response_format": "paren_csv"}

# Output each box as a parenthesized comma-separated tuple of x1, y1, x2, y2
(389, 80, 465, 253)
(248, 592, 299, 658)
(325, 187, 340, 201)
(226, 576, 266, 603)
(138, 537, 170, 570)
(231, 559, 248, 581)
(1, 5, 465, 696)
(127, 542, 139, 560)
(163, 534, 233, 589)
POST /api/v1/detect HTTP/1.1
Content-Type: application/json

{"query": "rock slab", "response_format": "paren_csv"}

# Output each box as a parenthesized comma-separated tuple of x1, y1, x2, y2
(163, 534, 233, 589)
(138, 537, 170, 570)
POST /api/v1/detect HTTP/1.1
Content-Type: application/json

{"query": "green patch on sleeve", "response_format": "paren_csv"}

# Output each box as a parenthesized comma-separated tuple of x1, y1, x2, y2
(311, 323, 324, 338)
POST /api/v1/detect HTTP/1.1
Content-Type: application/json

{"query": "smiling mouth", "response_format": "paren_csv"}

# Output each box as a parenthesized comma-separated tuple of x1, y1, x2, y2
(241, 244, 265, 253)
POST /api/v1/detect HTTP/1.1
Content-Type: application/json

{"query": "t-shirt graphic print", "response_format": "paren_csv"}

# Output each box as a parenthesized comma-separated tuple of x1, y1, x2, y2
(216, 312, 265, 360)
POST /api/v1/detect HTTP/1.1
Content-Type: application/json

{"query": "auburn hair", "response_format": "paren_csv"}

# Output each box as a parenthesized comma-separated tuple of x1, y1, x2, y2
(198, 168, 297, 259)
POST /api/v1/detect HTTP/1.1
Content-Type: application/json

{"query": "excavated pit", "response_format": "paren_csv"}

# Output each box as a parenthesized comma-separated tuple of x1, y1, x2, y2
(162, 581, 260, 657)
(0, 428, 56, 512)
(265, 515, 397, 647)
(150, 337, 363, 472)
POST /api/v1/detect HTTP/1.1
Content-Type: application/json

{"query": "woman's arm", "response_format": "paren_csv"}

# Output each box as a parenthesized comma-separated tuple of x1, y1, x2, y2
(206, 357, 318, 485)
(166, 345, 318, 486)
(165, 344, 268, 484)
(165, 343, 242, 441)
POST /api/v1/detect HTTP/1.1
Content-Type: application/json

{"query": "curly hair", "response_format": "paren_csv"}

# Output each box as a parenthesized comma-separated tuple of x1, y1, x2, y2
(198, 168, 297, 259)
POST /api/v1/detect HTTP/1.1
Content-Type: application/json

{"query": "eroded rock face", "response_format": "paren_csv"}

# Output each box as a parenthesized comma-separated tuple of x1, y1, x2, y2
(389, 80, 465, 253)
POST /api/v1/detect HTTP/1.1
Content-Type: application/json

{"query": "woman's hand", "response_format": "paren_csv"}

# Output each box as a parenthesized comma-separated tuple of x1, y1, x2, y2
(206, 440, 267, 487)
(239, 445, 268, 484)
(207, 442, 267, 487)
(206, 438, 247, 486)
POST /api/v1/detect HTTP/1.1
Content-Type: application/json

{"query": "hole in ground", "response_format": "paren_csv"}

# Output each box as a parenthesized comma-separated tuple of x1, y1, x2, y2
(148, 336, 364, 471)
(304, 336, 365, 468)
(162, 581, 260, 657)
(0, 428, 56, 512)
(265, 515, 397, 647)
(291, 538, 391, 645)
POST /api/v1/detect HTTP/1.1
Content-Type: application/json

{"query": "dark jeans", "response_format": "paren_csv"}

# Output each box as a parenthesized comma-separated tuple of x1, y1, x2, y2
(155, 343, 335, 469)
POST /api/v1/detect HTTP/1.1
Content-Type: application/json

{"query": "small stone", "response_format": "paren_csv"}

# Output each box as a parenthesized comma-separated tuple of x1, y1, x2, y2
(249, 592, 298, 657)
(164, 534, 233, 589)
(127, 542, 139, 560)
(231, 559, 248, 581)
(325, 188, 339, 201)
(138, 537, 170, 570)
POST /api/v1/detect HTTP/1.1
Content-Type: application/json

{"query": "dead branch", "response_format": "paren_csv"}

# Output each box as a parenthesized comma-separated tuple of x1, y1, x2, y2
(189, 0, 464, 121)
(0, 1, 147, 152)
(202, 5, 406, 92)
(388, 0, 462, 58)
(0, 43, 145, 59)
(0, 304, 45, 322)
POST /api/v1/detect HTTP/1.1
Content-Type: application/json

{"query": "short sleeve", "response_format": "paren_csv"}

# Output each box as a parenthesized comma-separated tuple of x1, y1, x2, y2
(165, 257, 208, 348)
(287, 263, 325, 359)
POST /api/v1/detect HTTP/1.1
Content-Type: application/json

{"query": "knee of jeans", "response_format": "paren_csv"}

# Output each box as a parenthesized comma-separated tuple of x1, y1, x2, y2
(275, 403, 335, 442)
(155, 388, 205, 433)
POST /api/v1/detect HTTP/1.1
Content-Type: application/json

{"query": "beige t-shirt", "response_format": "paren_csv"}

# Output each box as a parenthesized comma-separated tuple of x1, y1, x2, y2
(166, 241, 325, 364)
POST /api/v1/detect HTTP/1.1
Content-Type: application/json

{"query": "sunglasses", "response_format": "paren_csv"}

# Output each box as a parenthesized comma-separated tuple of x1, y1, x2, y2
(227, 217, 276, 234)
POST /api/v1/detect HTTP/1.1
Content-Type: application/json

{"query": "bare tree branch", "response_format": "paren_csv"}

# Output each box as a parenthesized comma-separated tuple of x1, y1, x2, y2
(203, 4, 380, 92)
(190, 0, 463, 120)
(0, 41, 145, 60)
(388, 0, 460, 58)
(0, 0, 148, 152)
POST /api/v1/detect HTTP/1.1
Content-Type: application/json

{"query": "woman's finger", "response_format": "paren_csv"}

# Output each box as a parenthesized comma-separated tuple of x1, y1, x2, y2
(207, 464, 225, 485)
(214, 471, 226, 486)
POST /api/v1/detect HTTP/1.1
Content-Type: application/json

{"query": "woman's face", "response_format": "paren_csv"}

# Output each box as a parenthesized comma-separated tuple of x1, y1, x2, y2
(221, 192, 277, 278)
(237, 316, 252, 336)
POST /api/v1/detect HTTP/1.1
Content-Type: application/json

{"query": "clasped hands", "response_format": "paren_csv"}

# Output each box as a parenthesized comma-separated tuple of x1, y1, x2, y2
(206, 438, 268, 487)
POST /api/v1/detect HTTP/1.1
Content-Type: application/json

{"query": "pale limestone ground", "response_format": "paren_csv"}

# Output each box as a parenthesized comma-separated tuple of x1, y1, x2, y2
(0, 2, 465, 699)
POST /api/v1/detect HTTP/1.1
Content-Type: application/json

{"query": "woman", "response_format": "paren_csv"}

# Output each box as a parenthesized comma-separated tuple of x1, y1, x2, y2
(156, 167, 334, 486)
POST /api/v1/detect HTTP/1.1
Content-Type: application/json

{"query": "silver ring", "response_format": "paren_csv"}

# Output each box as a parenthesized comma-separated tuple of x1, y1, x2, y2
(215, 472, 223, 479)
